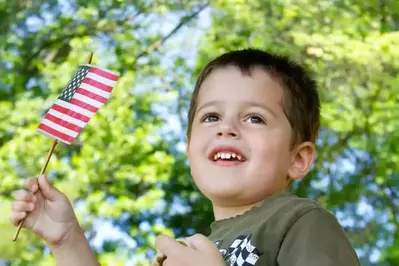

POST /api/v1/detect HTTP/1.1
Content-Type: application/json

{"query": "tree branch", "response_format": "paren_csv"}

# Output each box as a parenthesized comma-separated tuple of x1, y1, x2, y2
(131, 3, 209, 67)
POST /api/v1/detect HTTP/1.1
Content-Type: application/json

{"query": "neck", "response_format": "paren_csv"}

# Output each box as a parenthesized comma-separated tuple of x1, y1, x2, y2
(212, 200, 265, 221)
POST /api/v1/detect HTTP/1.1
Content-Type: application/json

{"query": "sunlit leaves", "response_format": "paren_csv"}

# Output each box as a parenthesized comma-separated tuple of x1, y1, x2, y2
(0, 0, 398, 265)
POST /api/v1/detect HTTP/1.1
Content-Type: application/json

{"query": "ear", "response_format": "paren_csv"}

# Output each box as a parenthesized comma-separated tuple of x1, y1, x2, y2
(288, 141, 316, 181)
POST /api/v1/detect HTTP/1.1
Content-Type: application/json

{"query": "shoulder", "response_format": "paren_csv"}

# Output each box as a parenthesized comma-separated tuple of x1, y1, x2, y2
(252, 192, 326, 243)
(265, 192, 323, 225)
(259, 192, 350, 240)
(274, 193, 342, 231)
(275, 195, 361, 265)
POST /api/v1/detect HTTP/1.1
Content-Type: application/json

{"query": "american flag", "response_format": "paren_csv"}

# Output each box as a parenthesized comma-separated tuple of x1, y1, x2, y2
(37, 64, 119, 144)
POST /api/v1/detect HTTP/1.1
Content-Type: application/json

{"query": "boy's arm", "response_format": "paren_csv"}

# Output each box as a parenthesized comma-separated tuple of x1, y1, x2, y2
(50, 224, 100, 266)
(277, 208, 361, 266)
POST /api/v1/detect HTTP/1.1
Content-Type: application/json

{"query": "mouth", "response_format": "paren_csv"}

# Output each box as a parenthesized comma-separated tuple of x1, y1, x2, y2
(208, 146, 247, 166)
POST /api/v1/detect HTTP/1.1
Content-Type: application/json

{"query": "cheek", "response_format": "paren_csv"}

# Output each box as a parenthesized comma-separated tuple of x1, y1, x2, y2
(250, 134, 278, 153)
(249, 132, 291, 163)
(188, 125, 212, 151)
(187, 137, 201, 155)
(187, 142, 196, 164)
(187, 136, 205, 165)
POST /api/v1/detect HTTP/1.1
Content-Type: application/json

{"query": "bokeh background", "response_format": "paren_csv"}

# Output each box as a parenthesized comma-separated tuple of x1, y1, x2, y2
(1, 0, 398, 265)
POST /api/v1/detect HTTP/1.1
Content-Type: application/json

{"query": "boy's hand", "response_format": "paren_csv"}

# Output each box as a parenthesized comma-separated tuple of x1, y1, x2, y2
(155, 234, 225, 266)
(9, 175, 80, 247)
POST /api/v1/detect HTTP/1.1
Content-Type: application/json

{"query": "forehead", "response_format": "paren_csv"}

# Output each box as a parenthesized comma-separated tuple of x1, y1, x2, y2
(197, 66, 284, 111)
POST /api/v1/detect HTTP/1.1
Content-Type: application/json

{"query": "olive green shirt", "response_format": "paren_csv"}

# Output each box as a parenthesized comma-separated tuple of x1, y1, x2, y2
(207, 192, 360, 266)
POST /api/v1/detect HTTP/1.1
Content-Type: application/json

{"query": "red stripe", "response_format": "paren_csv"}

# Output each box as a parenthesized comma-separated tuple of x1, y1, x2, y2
(76, 88, 108, 104)
(82, 77, 113, 92)
(44, 113, 83, 133)
(70, 98, 99, 113)
(38, 123, 75, 144)
(52, 104, 90, 123)
(90, 67, 119, 81)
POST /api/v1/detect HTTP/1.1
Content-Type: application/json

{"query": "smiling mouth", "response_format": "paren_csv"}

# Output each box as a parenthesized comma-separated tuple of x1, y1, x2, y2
(208, 148, 247, 167)
(212, 151, 244, 161)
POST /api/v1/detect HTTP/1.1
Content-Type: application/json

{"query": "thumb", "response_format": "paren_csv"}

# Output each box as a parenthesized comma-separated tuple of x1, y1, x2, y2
(187, 234, 218, 252)
(38, 174, 60, 201)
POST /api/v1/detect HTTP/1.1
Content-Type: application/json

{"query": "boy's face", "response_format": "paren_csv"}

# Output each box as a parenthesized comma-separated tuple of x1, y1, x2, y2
(187, 66, 314, 207)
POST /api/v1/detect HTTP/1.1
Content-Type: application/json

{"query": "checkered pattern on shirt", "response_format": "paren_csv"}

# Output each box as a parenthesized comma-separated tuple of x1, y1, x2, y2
(225, 234, 260, 266)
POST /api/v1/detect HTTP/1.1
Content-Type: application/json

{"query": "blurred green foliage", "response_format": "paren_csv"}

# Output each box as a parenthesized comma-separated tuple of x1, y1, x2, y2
(0, 0, 398, 265)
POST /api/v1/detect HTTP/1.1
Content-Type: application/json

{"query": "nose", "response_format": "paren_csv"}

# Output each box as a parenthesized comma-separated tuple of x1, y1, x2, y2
(217, 122, 240, 139)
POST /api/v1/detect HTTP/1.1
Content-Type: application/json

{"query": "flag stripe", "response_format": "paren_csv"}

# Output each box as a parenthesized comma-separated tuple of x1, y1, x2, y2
(83, 77, 113, 92)
(70, 98, 99, 113)
(80, 82, 111, 98)
(38, 124, 75, 144)
(40, 119, 79, 138)
(55, 99, 94, 118)
(44, 113, 82, 133)
(87, 72, 117, 86)
(73, 93, 102, 108)
(37, 127, 73, 145)
(47, 109, 87, 128)
(89, 66, 119, 81)
(52, 101, 91, 122)
(76, 88, 108, 104)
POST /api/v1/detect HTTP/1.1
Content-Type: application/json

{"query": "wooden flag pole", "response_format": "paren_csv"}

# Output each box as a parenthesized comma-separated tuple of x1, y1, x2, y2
(13, 52, 94, 242)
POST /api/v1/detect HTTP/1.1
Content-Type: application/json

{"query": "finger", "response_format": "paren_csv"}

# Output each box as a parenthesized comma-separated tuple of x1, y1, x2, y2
(176, 238, 194, 248)
(187, 234, 217, 252)
(9, 212, 27, 226)
(11, 201, 35, 212)
(38, 174, 59, 201)
(162, 259, 171, 266)
(153, 251, 166, 266)
(24, 176, 39, 193)
(12, 190, 37, 202)
(155, 235, 190, 257)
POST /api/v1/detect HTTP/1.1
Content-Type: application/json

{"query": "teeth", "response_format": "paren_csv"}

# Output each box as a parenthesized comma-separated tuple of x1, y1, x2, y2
(213, 152, 243, 161)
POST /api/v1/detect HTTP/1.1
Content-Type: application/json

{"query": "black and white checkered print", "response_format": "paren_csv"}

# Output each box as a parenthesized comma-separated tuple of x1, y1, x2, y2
(222, 234, 260, 266)
(58, 65, 90, 102)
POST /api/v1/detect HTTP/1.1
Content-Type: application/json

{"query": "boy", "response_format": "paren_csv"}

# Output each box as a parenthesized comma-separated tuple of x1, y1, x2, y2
(10, 48, 361, 266)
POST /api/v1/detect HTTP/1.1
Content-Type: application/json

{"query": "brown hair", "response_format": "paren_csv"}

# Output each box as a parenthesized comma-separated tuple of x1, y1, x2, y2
(187, 48, 320, 147)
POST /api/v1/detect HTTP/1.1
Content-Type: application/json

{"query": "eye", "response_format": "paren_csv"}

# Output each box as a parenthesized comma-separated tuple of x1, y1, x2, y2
(201, 113, 220, 123)
(245, 114, 265, 124)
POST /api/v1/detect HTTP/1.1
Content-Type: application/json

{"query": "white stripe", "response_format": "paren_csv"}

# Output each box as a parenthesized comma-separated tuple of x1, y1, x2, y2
(81, 64, 119, 76)
(40, 119, 79, 138)
(86, 72, 116, 87)
(37, 128, 72, 145)
(74, 93, 103, 108)
(48, 109, 86, 128)
(55, 99, 94, 118)
(79, 83, 111, 99)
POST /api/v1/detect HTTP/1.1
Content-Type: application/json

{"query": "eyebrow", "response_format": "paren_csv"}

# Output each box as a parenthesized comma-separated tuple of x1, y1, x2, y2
(196, 100, 278, 118)
(196, 100, 220, 114)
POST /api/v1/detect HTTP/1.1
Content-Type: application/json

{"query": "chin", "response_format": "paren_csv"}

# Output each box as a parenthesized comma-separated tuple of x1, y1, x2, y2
(195, 182, 245, 204)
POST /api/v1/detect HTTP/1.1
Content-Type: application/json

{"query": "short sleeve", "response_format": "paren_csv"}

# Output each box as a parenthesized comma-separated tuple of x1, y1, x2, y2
(277, 208, 361, 266)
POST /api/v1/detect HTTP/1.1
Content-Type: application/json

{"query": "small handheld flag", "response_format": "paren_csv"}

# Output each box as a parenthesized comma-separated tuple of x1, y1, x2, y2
(37, 64, 119, 144)
(13, 53, 119, 241)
